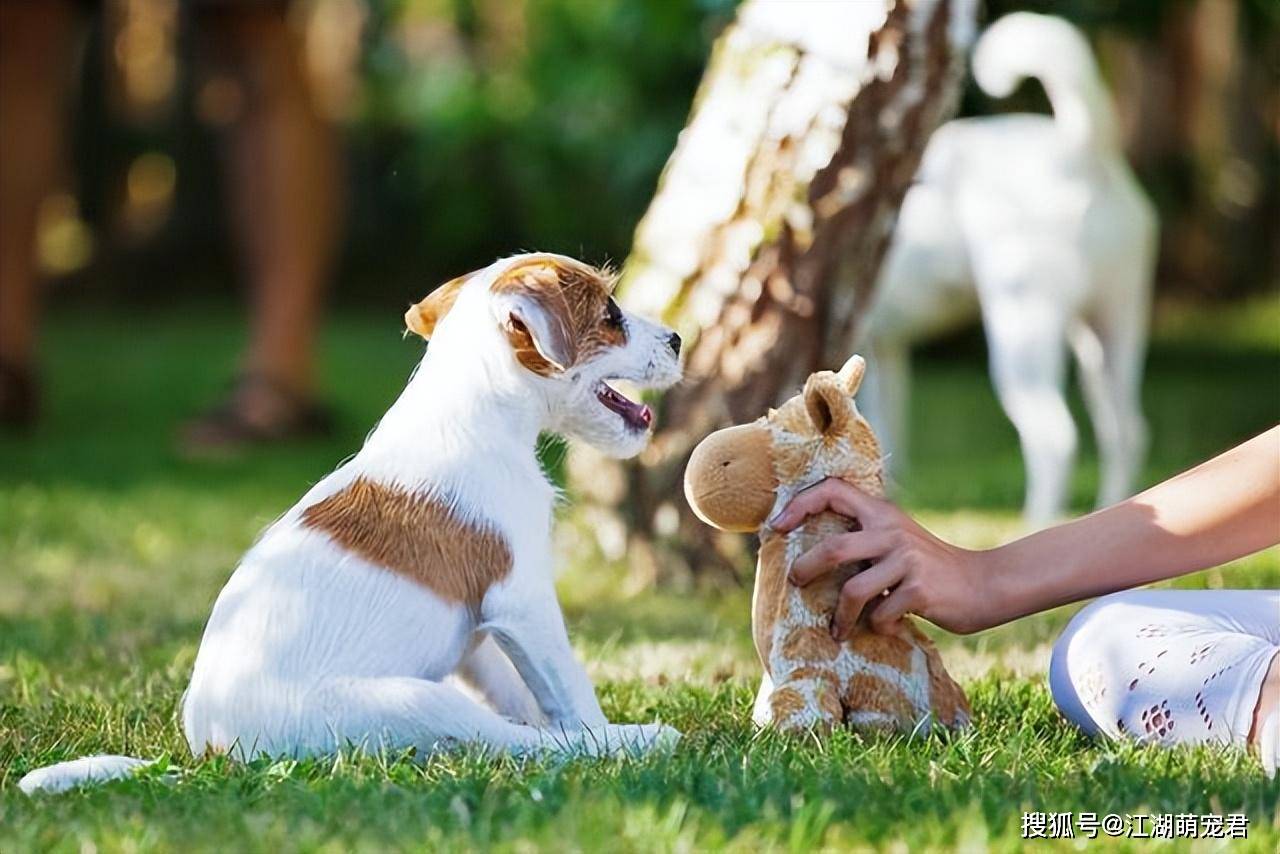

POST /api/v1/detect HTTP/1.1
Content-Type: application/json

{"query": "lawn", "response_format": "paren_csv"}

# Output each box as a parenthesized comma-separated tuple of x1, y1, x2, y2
(2, 300, 1278, 851)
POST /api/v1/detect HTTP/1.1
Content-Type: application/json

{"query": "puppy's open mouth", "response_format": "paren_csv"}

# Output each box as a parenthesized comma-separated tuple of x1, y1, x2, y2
(596, 381, 653, 432)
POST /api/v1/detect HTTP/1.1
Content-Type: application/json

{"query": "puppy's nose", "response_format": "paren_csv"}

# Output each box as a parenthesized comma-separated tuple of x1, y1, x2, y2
(667, 332, 682, 356)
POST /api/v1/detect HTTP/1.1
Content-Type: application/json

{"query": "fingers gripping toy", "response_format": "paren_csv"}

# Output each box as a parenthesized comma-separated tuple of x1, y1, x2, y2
(684, 355, 970, 732)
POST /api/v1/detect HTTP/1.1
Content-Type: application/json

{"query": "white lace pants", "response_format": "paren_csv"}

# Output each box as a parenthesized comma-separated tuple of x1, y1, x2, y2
(1050, 590, 1279, 773)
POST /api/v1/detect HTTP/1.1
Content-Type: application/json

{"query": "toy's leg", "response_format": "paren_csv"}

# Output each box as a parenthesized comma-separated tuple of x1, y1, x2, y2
(752, 672, 775, 727)
(767, 669, 844, 732)
(918, 633, 971, 728)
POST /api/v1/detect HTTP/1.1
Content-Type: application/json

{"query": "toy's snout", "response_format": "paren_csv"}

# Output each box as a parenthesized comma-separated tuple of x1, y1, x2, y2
(684, 423, 778, 533)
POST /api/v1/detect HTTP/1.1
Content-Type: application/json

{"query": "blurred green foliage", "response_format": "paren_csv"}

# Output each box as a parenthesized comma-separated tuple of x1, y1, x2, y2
(378, 1, 730, 254)
(62, 0, 1276, 306)
(341, 0, 737, 290)
(67, 0, 734, 305)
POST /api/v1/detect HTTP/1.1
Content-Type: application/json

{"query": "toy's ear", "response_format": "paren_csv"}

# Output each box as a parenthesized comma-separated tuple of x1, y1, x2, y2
(684, 423, 777, 533)
(804, 373, 856, 438)
(406, 273, 470, 339)
(837, 354, 866, 395)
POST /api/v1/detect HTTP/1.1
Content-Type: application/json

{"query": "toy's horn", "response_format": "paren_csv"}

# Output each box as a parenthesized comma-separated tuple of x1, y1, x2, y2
(836, 354, 866, 395)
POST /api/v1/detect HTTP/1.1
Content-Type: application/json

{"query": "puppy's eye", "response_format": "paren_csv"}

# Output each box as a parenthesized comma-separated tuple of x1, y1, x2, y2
(603, 298, 624, 329)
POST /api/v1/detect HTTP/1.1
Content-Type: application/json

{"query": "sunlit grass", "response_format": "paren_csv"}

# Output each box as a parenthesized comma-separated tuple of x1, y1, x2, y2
(2, 305, 1277, 851)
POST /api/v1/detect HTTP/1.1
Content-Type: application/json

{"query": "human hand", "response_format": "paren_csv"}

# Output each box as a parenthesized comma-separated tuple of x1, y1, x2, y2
(769, 478, 1003, 638)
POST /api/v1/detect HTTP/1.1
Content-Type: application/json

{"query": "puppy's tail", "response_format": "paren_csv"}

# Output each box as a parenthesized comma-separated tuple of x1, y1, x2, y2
(18, 754, 155, 795)
(971, 12, 1118, 152)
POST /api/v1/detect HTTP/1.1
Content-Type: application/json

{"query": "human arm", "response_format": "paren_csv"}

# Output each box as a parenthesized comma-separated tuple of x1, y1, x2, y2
(771, 425, 1280, 638)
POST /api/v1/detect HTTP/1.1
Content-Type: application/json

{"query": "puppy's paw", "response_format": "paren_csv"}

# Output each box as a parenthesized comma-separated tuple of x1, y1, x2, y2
(603, 722, 681, 756)
(639, 723, 682, 753)
(543, 722, 681, 757)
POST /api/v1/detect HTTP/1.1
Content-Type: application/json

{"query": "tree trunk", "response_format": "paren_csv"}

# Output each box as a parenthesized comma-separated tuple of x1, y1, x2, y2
(575, 0, 977, 584)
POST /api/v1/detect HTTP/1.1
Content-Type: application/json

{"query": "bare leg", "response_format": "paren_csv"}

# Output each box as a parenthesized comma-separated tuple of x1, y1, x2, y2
(1250, 651, 1278, 761)
(1050, 589, 1280, 775)
(185, 6, 341, 444)
(0, 0, 76, 426)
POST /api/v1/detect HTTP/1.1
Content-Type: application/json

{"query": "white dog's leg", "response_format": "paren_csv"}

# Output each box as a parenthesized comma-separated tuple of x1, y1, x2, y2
(1069, 319, 1122, 499)
(981, 297, 1077, 527)
(861, 341, 910, 479)
(1070, 318, 1147, 509)
(1099, 334, 1149, 509)
(455, 634, 547, 726)
(1084, 282, 1151, 508)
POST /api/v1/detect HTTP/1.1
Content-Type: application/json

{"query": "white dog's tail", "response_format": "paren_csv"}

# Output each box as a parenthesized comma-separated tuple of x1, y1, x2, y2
(18, 755, 155, 795)
(971, 12, 1118, 152)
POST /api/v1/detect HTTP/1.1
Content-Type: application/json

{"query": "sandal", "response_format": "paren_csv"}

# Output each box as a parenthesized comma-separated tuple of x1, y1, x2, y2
(0, 362, 39, 431)
(179, 375, 334, 453)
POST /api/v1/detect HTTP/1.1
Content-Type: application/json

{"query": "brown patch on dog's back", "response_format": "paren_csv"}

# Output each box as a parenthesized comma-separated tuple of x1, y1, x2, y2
(799, 579, 839, 615)
(302, 477, 511, 607)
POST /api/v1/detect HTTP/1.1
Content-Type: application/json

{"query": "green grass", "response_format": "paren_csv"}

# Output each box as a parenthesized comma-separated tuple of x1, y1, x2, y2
(2, 302, 1278, 851)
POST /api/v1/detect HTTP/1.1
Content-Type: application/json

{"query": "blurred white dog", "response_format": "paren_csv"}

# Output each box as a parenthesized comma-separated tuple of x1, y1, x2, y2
(856, 12, 1157, 525)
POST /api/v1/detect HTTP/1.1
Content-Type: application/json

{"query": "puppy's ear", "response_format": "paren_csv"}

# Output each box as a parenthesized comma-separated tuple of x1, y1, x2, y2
(406, 274, 469, 339)
(490, 262, 577, 373)
(491, 290, 576, 372)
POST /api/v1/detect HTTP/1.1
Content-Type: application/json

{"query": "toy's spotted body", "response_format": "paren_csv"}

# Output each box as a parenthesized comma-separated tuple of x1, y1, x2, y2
(686, 356, 970, 733)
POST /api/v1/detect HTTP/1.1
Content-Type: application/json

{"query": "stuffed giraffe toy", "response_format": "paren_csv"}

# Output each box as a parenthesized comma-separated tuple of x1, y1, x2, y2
(684, 355, 970, 733)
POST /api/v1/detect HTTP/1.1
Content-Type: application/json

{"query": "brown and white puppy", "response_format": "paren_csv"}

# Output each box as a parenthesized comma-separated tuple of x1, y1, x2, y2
(20, 254, 683, 796)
